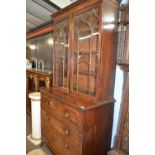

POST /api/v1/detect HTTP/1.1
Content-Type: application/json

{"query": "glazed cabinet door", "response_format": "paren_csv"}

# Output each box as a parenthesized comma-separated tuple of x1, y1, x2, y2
(53, 18, 69, 91)
(72, 7, 100, 96)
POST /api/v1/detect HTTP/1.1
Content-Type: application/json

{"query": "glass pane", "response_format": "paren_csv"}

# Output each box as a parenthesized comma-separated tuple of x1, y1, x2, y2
(53, 18, 69, 88)
(73, 7, 99, 96)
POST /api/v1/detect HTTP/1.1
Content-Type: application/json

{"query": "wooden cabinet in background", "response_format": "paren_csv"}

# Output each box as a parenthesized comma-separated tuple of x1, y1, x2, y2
(26, 69, 53, 114)
(41, 0, 120, 155)
(116, 4, 129, 153)
(117, 4, 129, 65)
(120, 4, 129, 24)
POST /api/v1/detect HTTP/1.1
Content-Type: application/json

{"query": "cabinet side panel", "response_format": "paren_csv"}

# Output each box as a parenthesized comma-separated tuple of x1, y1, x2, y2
(98, 1, 119, 101)
(82, 102, 114, 155)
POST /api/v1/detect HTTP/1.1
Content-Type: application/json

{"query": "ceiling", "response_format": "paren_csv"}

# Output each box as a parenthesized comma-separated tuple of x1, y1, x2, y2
(26, 0, 77, 32)
(26, 0, 128, 33)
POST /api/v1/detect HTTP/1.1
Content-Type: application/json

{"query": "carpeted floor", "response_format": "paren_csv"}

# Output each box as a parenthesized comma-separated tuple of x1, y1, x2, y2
(26, 114, 53, 155)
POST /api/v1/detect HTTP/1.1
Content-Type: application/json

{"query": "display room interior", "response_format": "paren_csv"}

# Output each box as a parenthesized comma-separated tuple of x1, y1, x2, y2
(26, 0, 129, 154)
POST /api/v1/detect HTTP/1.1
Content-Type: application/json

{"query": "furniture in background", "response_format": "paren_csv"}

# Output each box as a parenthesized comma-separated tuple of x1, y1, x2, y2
(117, 3, 129, 65)
(26, 25, 54, 115)
(107, 3, 129, 155)
(40, 0, 120, 155)
(26, 69, 53, 114)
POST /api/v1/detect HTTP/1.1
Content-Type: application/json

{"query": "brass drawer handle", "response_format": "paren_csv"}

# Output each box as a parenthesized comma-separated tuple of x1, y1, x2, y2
(64, 128, 70, 136)
(64, 144, 69, 149)
(44, 100, 56, 109)
(49, 101, 56, 108)
(64, 112, 69, 119)
(50, 101, 54, 105)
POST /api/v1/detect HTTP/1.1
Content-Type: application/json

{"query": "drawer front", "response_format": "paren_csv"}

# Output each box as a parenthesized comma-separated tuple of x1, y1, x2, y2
(43, 127, 81, 155)
(42, 133, 81, 155)
(41, 108, 82, 149)
(41, 108, 81, 155)
(41, 96, 82, 130)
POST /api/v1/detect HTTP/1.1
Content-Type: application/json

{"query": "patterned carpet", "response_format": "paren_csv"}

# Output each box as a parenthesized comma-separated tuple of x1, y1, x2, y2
(26, 114, 53, 155)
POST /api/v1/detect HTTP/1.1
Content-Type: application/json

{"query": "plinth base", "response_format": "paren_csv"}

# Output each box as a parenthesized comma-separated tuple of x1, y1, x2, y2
(27, 134, 41, 145)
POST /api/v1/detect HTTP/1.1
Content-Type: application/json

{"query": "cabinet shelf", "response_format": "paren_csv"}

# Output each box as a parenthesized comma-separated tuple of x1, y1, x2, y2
(55, 55, 66, 58)
(74, 51, 98, 55)
(74, 71, 96, 77)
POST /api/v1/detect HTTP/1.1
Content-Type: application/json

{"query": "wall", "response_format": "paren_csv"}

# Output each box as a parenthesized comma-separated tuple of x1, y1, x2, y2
(121, 0, 128, 4)
(26, 32, 53, 70)
(111, 65, 124, 147)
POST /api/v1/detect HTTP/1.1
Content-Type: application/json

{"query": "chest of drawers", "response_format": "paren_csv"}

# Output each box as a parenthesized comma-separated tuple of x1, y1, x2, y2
(41, 89, 115, 155)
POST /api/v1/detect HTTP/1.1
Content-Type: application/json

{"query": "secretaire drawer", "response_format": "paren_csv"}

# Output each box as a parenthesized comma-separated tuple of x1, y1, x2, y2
(41, 95, 82, 130)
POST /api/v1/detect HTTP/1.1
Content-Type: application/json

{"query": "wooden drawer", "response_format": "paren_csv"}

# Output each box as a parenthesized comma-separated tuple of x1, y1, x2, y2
(41, 95, 82, 131)
(42, 127, 81, 155)
(41, 108, 82, 149)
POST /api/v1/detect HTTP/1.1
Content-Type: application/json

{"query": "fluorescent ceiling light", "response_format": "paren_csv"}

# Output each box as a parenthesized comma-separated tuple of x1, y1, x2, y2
(47, 38, 53, 45)
(29, 44, 36, 50)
